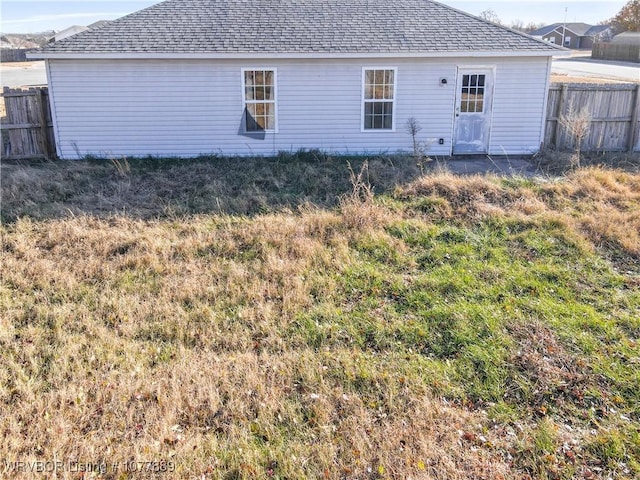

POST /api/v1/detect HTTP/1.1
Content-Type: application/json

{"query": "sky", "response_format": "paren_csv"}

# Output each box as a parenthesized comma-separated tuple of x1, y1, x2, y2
(0, 0, 628, 34)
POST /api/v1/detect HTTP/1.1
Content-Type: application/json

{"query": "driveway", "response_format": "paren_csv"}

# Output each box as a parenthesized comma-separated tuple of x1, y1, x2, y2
(552, 57, 639, 83)
(0, 61, 47, 88)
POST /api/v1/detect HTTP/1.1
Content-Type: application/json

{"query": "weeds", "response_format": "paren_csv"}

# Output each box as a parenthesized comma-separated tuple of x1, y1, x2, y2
(1, 159, 639, 479)
(405, 117, 434, 174)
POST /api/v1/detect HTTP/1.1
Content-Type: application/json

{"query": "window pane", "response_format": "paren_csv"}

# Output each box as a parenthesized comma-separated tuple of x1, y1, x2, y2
(266, 113, 275, 129)
(374, 70, 384, 84)
(365, 84, 374, 99)
(365, 70, 375, 85)
(245, 71, 254, 86)
(463, 75, 469, 87)
(385, 84, 394, 99)
(478, 75, 485, 87)
(245, 86, 254, 101)
(245, 105, 261, 131)
(254, 71, 264, 86)
(385, 70, 394, 85)
(264, 70, 273, 86)
(264, 85, 274, 100)
(383, 113, 392, 129)
(364, 115, 373, 129)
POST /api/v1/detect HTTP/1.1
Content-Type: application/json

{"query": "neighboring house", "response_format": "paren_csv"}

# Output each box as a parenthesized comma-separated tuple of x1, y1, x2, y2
(30, 0, 565, 159)
(530, 23, 612, 49)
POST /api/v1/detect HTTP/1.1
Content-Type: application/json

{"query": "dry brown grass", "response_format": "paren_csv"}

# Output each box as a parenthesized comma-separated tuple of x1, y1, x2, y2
(394, 166, 640, 263)
(1, 160, 639, 479)
(550, 74, 637, 85)
(2, 212, 513, 479)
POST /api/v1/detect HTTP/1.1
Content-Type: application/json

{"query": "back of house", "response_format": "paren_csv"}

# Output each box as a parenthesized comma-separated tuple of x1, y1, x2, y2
(31, 0, 563, 159)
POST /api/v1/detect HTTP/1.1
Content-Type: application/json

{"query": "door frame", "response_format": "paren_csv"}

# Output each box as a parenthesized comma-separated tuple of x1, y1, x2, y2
(452, 65, 496, 155)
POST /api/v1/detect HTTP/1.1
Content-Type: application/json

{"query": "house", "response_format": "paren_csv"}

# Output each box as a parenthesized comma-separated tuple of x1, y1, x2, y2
(530, 23, 612, 50)
(30, 0, 565, 159)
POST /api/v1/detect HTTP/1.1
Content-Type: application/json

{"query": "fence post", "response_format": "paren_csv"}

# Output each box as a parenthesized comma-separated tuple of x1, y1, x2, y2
(554, 84, 569, 149)
(35, 88, 51, 160)
(629, 84, 640, 152)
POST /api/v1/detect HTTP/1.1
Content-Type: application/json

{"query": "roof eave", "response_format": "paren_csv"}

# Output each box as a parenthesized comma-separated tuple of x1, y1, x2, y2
(29, 49, 568, 60)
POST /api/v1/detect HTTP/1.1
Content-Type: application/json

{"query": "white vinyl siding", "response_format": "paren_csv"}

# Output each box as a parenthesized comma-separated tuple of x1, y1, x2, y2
(46, 56, 549, 158)
(487, 58, 550, 154)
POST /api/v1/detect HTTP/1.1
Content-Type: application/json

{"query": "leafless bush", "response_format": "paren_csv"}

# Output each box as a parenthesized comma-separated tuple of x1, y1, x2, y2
(559, 103, 591, 169)
(404, 117, 433, 174)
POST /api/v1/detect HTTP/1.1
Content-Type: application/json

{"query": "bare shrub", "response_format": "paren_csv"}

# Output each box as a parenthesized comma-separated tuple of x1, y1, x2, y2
(559, 103, 591, 169)
(404, 117, 433, 174)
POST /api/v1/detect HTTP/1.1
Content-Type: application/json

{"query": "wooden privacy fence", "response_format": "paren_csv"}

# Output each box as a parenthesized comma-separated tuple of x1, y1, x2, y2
(0, 48, 33, 63)
(545, 83, 640, 152)
(592, 42, 640, 63)
(1, 87, 55, 160)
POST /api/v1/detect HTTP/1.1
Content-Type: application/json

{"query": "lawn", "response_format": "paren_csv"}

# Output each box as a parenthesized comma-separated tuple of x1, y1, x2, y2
(1, 154, 639, 479)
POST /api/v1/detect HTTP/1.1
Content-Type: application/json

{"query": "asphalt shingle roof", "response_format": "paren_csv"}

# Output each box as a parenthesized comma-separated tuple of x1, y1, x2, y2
(40, 0, 561, 55)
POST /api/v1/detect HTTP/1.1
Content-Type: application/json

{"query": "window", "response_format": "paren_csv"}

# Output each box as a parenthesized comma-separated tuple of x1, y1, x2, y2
(564, 36, 571, 46)
(363, 68, 396, 130)
(548, 37, 556, 44)
(242, 69, 277, 132)
(460, 74, 485, 113)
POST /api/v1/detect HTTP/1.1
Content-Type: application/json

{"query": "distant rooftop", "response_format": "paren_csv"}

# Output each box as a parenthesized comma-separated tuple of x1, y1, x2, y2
(530, 23, 611, 37)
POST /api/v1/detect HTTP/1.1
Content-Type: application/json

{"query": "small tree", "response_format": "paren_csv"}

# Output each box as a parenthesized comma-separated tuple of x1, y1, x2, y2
(404, 117, 433, 174)
(523, 21, 546, 33)
(479, 9, 502, 25)
(559, 103, 591, 169)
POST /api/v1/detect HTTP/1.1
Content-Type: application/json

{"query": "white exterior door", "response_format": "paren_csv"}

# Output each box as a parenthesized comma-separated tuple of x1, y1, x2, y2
(453, 68, 494, 154)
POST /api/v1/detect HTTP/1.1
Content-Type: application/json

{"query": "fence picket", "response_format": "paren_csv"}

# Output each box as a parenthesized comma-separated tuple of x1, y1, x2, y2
(1, 86, 54, 159)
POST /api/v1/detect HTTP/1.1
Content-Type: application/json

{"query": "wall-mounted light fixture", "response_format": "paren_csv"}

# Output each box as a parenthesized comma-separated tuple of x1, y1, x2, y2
(440, 78, 448, 86)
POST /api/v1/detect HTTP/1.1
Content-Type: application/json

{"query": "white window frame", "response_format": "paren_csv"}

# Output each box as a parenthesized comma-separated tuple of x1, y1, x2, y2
(361, 67, 397, 132)
(241, 67, 278, 133)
